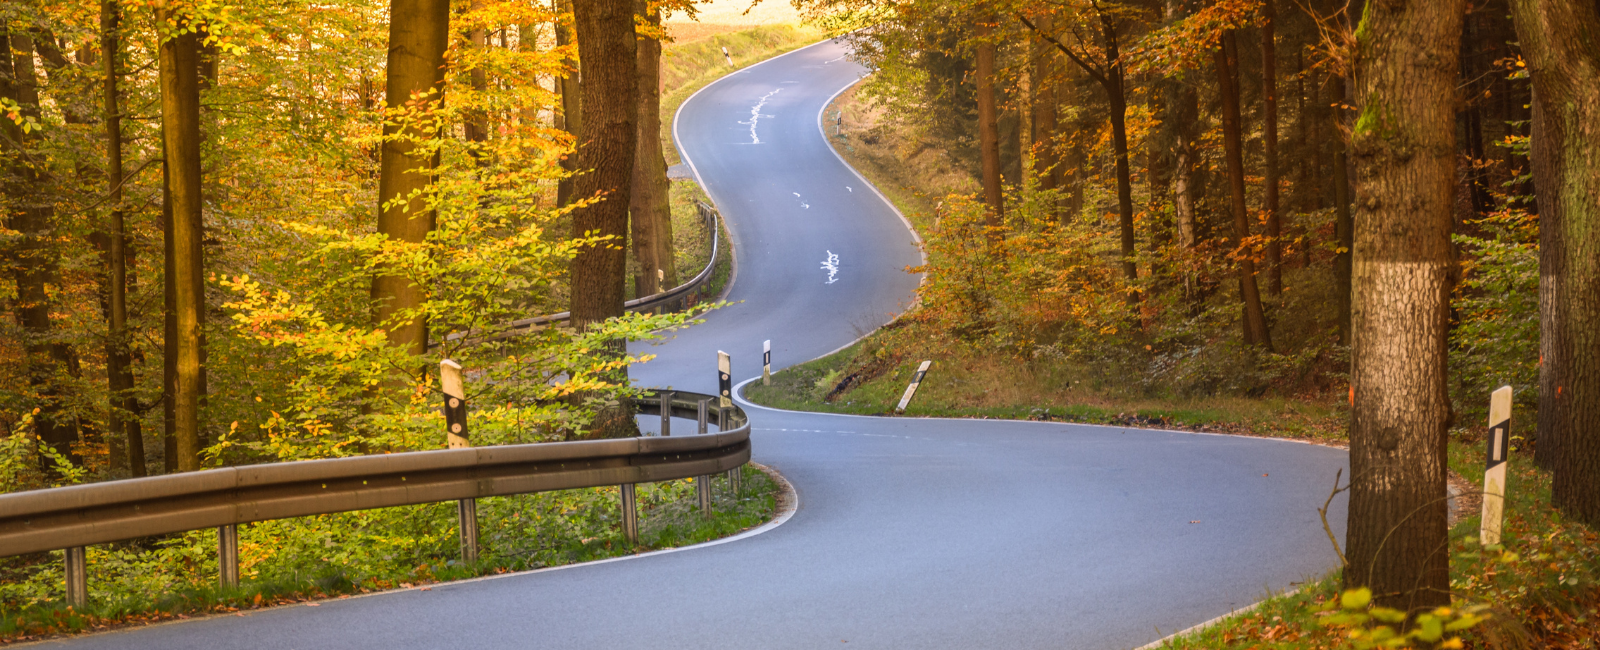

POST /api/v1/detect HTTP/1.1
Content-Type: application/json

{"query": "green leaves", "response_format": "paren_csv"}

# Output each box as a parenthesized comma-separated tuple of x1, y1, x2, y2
(1320, 587, 1489, 649)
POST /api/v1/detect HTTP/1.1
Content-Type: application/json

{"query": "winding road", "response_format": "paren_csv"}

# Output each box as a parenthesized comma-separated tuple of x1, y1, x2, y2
(40, 38, 1349, 649)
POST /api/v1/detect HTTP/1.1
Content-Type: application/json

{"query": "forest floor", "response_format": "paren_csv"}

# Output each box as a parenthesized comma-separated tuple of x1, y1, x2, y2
(739, 78, 1600, 650)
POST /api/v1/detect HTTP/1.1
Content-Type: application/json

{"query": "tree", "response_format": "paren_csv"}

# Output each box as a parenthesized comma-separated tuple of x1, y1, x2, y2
(1215, 29, 1272, 349)
(631, 0, 675, 296)
(1261, 0, 1281, 296)
(555, 0, 581, 208)
(1019, 3, 1140, 301)
(156, 7, 206, 472)
(1344, 0, 1463, 614)
(569, 0, 639, 438)
(373, 0, 450, 357)
(103, 0, 142, 476)
(1510, 0, 1600, 527)
(1, 28, 82, 465)
(975, 11, 1004, 226)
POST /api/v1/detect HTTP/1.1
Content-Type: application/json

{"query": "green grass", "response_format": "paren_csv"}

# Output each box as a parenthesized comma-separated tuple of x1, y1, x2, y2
(0, 465, 781, 642)
(743, 336, 1350, 442)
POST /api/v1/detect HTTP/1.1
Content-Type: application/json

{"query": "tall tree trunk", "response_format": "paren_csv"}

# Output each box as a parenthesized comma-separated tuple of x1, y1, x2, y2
(104, 0, 142, 476)
(975, 15, 1003, 228)
(570, 0, 639, 438)
(1029, 18, 1060, 221)
(374, 0, 449, 357)
(157, 8, 206, 472)
(1, 31, 81, 465)
(1261, 0, 1282, 296)
(1332, 73, 1354, 345)
(1102, 18, 1137, 300)
(556, 0, 582, 209)
(631, 0, 674, 296)
(1344, 0, 1463, 614)
(1511, 0, 1600, 526)
(1216, 31, 1273, 350)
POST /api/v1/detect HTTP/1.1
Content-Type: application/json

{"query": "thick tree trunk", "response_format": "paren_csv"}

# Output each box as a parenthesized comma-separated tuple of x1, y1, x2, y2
(975, 16, 1003, 227)
(1216, 31, 1273, 350)
(1344, 0, 1463, 613)
(373, 0, 449, 357)
(570, 0, 639, 438)
(1511, 0, 1600, 526)
(556, 0, 582, 209)
(157, 9, 206, 472)
(1, 32, 81, 465)
(631, 0, 674, 296)
(104, 0, 142, 476)
(1261, 0, 1282, 296)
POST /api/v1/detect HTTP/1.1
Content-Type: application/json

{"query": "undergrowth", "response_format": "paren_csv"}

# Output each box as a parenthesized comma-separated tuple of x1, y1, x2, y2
(0, 465, 778, 643)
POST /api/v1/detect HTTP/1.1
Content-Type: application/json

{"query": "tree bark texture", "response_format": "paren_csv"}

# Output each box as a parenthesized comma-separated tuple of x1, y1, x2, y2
(1216, 31, 1273, 350)
(157, 9, 207, 472)
(556, 0, 582, 208)
(631, 0, 675, 296)
(1, 31, 81, 464)
(1510, 0, 1600, 526)
(1262, 0, 1282, 296)
(975, 15, 1003, 227)
(373, 0, 449, 356)
(1532, 92, 1561, 471)
(104, 0, 143, 476)
(1344, 0, 1463, 613)
(465, 0, 490, 147)
(569, 0, 636, 330)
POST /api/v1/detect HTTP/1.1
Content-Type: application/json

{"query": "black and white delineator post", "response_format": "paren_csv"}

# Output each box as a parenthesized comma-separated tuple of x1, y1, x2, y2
(1480, 385, 1513, 546)
(718, 350, 733, 408)
(722, 46, 733, 66)
(440, 359, 478, 562)
(763, 340, 772, 386)
(895, 360, 932, 414)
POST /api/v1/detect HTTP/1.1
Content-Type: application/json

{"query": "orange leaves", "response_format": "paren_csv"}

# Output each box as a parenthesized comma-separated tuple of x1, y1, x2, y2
(1130, 0, 1261, 76)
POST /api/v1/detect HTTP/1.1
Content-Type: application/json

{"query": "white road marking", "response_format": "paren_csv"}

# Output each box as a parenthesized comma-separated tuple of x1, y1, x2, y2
(820, 250, 839, 284)
(794, 192, 801, 197)
(846, 186, 853, 192)
(740, 89, 782, 144)
(801, 203, 810, 209)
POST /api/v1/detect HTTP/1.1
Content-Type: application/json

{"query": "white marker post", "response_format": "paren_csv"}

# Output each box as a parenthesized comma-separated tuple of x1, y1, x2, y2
(722, 46, 733, 67)
(1480, 385, 1513, 546)
(895, 360, 932, 414)
(718, 350, 733, 408)
(763, 340, 772, 386)
(440, 359, 478, 562)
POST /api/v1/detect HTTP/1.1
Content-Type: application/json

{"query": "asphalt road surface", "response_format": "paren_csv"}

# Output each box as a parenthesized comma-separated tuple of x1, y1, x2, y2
(38, 38, 1348, 650)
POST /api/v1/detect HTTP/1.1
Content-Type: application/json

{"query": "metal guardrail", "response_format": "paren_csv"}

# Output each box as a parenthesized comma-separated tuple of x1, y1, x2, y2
(0, 390, 748, 605)
(446, 200, 723, 344)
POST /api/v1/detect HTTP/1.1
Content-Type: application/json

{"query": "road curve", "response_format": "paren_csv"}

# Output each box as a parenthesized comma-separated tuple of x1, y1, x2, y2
(39, 38, 1348, 650)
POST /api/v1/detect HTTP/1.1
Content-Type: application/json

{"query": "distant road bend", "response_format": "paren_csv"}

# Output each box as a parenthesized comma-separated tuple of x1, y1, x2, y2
(44, 38, 1349, 650)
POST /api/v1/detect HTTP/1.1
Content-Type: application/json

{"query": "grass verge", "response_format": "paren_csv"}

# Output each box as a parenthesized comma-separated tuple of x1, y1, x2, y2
(0, 464, 782, 644)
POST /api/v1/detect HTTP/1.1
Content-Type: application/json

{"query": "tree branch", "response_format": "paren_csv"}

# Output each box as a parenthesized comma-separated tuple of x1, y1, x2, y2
(1015, 12, 1110, 87)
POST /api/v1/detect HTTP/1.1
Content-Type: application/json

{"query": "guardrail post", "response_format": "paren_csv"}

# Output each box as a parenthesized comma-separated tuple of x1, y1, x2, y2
(441, 359, 478, 564)
(697, 399, 708, 434)
(64, 546, 86, 607)
(620, 483, 638, 544)
(218, 524, 239, 590)
(659, 390, 673, 437)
